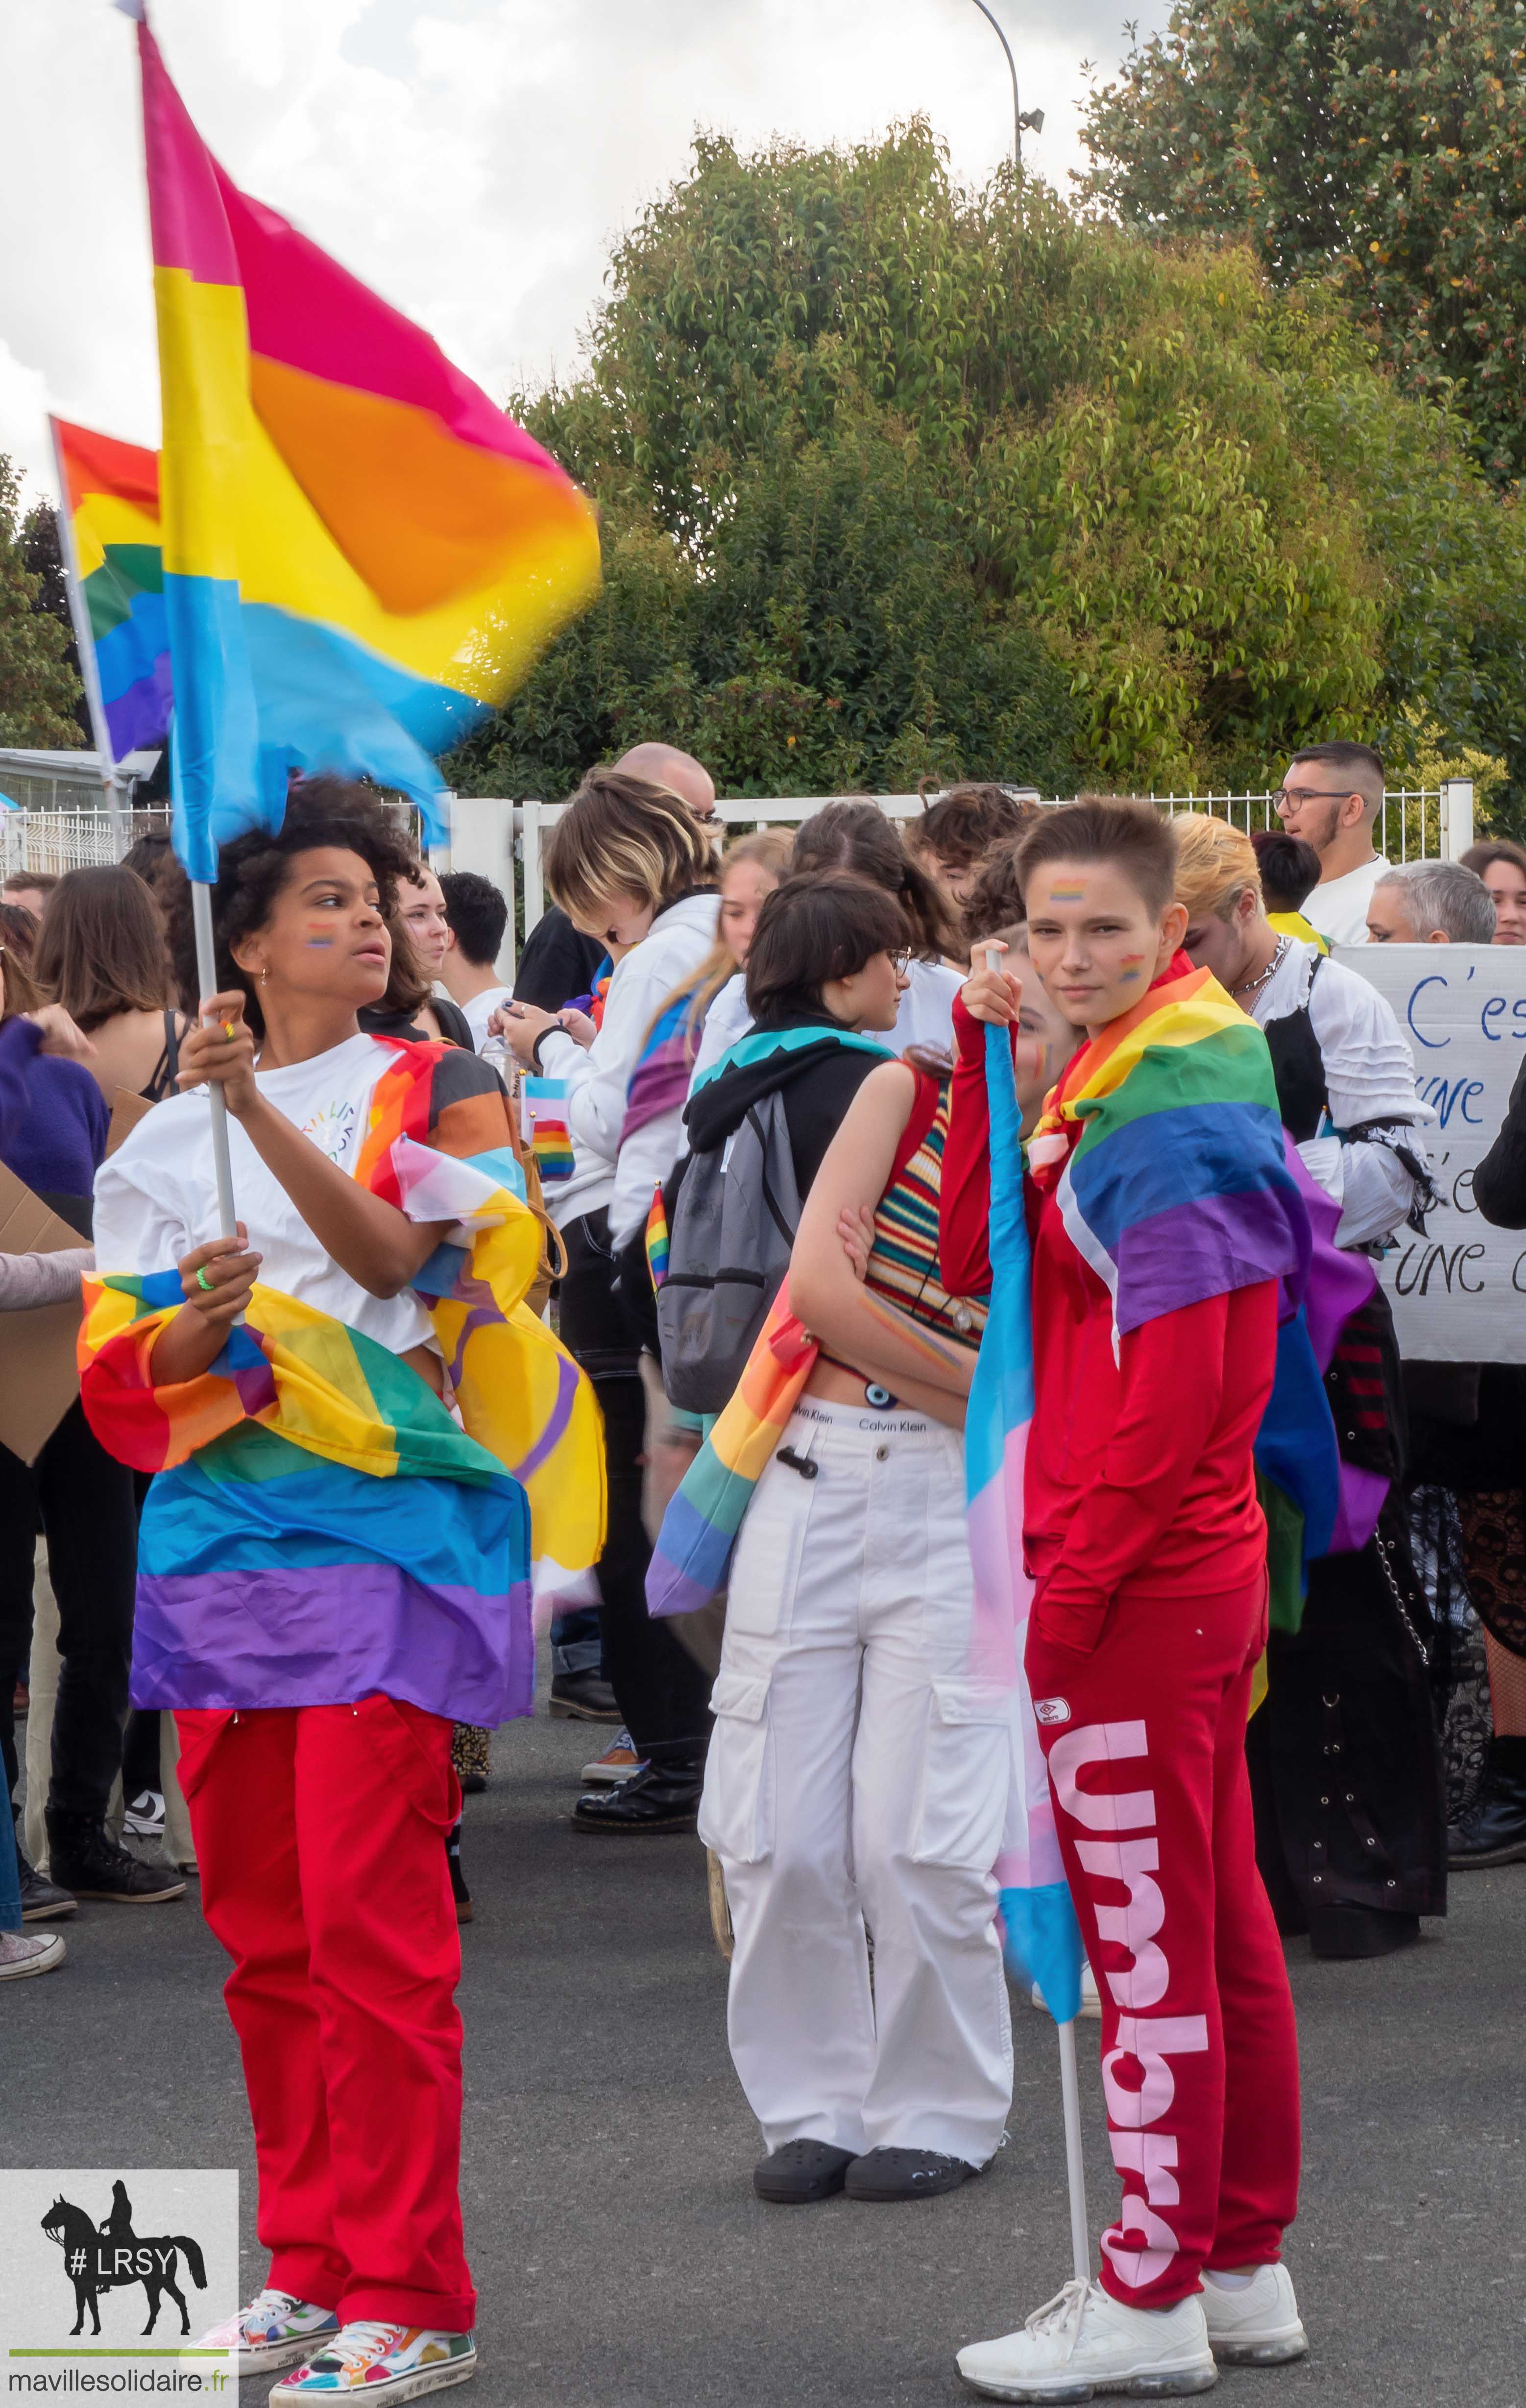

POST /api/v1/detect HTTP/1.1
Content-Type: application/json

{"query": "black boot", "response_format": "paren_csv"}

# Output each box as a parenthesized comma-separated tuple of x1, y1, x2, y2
(549, 1671, 622, 1722)
(45, 1809, 187, 1904)
(1308, 1905, 1421, 1959)
(1449, 1737, 1526, 1869)
(571, 1736, 704, 1833)
(17, 1844, 76, 1923)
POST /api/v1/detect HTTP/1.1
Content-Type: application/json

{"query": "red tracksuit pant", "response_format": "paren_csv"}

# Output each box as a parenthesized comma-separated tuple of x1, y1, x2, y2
(1027, 1577, 1300, 2312)
(175, 1696, 476, 2332)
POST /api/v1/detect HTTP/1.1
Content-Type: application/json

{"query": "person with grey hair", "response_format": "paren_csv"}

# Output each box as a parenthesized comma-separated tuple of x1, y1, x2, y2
(1365, 859, 1497, 946)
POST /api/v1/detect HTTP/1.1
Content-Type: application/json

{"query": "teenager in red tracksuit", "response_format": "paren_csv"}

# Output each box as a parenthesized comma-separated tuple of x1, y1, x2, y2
(947, 802, 1307, 2402)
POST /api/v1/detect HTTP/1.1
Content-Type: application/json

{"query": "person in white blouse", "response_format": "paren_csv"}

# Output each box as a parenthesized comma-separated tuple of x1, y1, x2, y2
(1273, 741, 1391, 947)
(1175, 812, 1447, 1966)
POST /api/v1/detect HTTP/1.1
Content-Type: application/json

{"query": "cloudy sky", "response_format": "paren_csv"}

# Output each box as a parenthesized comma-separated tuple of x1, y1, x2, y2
(1, 0, 1163, 506)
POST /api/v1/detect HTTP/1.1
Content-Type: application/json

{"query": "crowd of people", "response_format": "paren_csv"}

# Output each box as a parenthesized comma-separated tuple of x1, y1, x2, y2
(0, 737, 1522, 2403)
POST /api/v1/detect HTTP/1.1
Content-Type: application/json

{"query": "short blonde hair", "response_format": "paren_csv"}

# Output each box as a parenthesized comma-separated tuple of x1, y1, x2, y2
(545, 769, 716, 924)
(1172, 813, 1263, 924)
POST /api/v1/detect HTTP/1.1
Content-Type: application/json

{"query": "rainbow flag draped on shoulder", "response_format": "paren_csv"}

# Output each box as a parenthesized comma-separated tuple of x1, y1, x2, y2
(122, 2, 599, 881)
(1030, 956, 1307, 1339)
(79, 1043, 605, 1725)
(1029, 954, 1370, 1630)
(622, 986, 707, 1146)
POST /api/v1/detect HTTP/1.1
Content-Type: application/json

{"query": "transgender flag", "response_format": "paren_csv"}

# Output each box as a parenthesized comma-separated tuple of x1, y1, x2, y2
(967, 1019, 1085, 2025)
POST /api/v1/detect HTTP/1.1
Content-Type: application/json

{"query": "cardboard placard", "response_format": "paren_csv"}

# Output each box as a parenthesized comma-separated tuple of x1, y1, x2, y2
(107, 1085, 153, 1157)
(0, 1162, 88, 1465)
(1335, 942, 1526, 1362)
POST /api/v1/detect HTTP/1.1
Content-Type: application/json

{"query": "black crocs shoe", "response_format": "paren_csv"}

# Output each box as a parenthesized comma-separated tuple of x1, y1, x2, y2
(844, 2147, 981, 2202)
(753, 2140, 856, 2204)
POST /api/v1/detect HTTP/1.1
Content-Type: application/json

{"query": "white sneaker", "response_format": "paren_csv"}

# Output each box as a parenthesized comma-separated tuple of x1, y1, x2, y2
(957, 2278, 1217, 2401)
(1199, 2264, 1307, 2365)
(1030, 1962, 1102, 2020)
(0, 1928, 65, 1980)
(124, 1788, 167, 1837)
(192, 2289, 339, 2377)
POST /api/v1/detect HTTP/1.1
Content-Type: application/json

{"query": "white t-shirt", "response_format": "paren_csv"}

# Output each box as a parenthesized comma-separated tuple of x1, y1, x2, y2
(1302, 856, 1389, 949)
(460, 984, 513, 1054)
(891, 958, 963, 1057)
(686, 972, 752, 1094)
(92, 1033, 437, 1357)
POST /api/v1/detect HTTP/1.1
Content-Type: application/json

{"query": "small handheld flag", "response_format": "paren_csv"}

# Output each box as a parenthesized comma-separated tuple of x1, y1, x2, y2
(645, 1184, 671, 1290)
(521, 1076, 575, 1184)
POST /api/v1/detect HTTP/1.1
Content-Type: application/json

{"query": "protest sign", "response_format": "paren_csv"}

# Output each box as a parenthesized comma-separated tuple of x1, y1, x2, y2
(1335, 943, 1526, 1362)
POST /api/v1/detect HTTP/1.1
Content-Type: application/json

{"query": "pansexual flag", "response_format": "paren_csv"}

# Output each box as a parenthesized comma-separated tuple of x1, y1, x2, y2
(51, 418, 169, 759)
(123, 3, 600, 881)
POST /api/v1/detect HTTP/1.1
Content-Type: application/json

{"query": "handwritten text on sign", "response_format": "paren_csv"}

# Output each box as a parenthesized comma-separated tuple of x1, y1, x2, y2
(1334, 944, 1526, 1362)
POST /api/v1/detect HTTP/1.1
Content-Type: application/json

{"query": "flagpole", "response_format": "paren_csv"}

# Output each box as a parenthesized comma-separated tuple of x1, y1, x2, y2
(191, 877, 239, 1241)
(48, 415, 126, 849)
(1057, 2019, 1090, 2285)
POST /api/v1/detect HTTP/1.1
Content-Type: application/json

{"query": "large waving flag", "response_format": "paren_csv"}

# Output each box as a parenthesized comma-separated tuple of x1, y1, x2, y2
(51, 417, 169, 759)
(969, 1019, 1085, 2024)
(121, 2, 600, 882)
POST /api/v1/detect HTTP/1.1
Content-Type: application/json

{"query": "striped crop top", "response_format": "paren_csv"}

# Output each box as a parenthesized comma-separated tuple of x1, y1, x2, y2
(864, 1072, 988, 1352)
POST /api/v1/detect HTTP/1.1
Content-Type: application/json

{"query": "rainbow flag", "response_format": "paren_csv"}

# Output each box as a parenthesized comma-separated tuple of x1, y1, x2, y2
(970, 1020, 1083, 2022)
(646, 1284, 818, 1617)
(80, 1041, 605, 1720)
(124, 4, 599, 881)
(51, 417, 169, 758)
(623, 984, 707, 1145)
(521, 1075, 575, 1184)
(645, 1183, 670, 1289)
(1030, 956, 1368, 1635)
(1030, 957, 1308, 1339)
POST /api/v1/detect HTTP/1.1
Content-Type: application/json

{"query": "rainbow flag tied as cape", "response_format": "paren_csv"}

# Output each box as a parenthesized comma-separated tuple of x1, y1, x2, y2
(646, 1284, 819, 1618)
(52, 417, 169, 758)
(1029, 956, 1372, 1633)
(79, 1042, 605, 1724)
(122, 3, 599, 882)
(971, 1022, 1086, 2021)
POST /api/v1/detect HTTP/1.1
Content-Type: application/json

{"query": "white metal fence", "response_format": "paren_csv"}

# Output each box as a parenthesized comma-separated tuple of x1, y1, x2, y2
(2, 781, 1476, 983)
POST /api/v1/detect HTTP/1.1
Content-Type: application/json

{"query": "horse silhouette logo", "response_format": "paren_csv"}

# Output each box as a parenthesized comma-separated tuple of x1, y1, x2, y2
(41, 2181, 207, 2337)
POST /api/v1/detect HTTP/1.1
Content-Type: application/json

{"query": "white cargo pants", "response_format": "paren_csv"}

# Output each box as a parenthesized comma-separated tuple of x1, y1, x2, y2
(699, 1398, 1014, 2164)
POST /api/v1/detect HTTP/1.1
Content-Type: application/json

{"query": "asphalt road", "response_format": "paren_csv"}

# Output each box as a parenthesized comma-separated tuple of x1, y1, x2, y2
(7, 1687, 1523, 2408)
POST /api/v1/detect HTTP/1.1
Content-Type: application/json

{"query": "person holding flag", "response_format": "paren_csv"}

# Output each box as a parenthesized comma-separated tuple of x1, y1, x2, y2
(944, 801, 1308, 2400)
(72, 8, 605, 2399)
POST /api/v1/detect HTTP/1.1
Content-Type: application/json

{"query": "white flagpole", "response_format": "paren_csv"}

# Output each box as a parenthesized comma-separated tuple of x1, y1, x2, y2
(1057, 2019, 1091, 2285)
(190, 878, 239, 1242)
(48, 415, 126, 849)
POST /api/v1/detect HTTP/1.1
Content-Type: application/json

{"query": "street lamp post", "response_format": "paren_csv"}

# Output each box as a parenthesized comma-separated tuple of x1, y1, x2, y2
(964, 0, 1043, 170)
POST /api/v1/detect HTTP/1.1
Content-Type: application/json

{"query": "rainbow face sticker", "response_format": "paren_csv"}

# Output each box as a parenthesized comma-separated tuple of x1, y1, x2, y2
(1049, 885, 1088, 901)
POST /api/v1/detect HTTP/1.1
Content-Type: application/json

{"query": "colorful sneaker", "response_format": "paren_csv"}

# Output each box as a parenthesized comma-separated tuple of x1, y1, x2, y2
(270, 2322, 476, 2403)
(580, 1727, 647, 1786)
(192, 2289, 339, 2377)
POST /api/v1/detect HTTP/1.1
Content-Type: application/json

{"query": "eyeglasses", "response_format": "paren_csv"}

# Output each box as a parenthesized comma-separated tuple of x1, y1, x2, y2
(1273, 788, 1359, 807)
(891, 949, 914, 975)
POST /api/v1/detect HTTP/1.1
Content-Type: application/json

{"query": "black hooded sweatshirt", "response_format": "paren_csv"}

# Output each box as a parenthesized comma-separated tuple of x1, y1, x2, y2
(613, 1009, 888, 1350)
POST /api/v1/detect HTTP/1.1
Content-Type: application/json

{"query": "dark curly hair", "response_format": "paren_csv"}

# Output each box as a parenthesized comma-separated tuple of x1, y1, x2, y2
(961, 839, 1027, 949)
(164, 778, 418, 1037)
(791, 801, 954, 961)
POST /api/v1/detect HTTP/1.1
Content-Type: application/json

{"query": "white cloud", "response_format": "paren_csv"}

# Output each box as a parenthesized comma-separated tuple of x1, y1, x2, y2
(0, 0, 1162, 506)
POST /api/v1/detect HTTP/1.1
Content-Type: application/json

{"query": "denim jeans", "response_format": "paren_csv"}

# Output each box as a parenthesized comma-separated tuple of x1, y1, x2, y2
(550, 1605, 603, 1680)
(0, 1799, 21, 1931)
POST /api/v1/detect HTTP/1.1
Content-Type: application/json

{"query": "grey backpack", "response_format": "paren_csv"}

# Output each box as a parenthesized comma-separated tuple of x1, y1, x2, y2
(656, 1091, 802, 1414)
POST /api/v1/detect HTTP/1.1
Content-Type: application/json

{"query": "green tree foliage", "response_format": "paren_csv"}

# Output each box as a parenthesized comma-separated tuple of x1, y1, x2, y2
(0, 458, 83, 748)
(1079, 0, 1526, 483)
(20, 499, 90, 743)
(451, 124, 1526, 817)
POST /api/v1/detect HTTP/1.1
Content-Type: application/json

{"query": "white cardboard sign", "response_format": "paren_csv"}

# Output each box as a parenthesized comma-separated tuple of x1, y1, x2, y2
(1333, 942, 1526, 1362)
